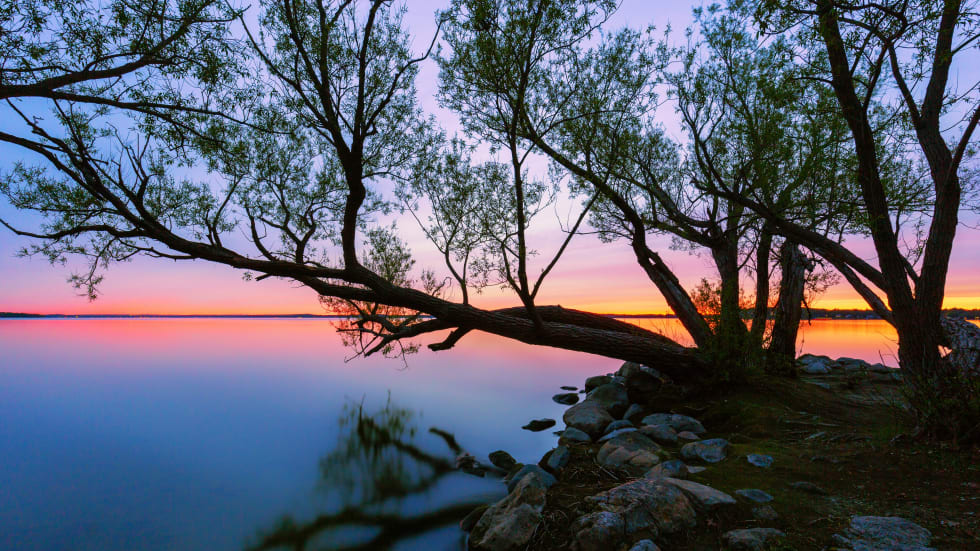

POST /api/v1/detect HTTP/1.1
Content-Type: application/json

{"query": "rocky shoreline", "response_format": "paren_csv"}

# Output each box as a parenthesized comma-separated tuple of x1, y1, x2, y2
(457, 359, 937, 551)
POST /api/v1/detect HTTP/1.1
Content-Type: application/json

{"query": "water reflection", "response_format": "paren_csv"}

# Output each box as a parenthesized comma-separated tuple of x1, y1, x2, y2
(248, 397, 502, 551)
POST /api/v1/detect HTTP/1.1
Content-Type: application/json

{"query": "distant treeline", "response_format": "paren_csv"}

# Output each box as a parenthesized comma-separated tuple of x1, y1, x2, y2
(2, 310, 978, 320)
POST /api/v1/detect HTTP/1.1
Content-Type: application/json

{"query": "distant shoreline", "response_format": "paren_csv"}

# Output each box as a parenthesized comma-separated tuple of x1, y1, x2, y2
(3, 310, 979, 320)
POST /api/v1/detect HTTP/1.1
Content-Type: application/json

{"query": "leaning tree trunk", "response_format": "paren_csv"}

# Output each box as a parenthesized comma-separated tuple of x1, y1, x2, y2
(766, 241, 809, 375)
(749, 227, 773, 348)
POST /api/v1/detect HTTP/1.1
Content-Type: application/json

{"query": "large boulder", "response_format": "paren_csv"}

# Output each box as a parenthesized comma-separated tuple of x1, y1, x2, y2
(570, 511, 627, 551)
(646, 459, 694, 480)
(722, 528, 786, 550)
(662, 478, 736, 512)
(506, 465, 556, 493)
(587, 383, 630, 418)
(470, 473, 548, 551)
(640, 424, 679, 445)
(564, 400, 615, 439)
(641, 413, 706, 435)
(597, 431, 662, 475)
(488, 450, 518, 471)
(585, 375, 613, 392)
(586, 478, 697, 537)
(832, 516, 934, 550)
(559, 426, 592, 444)
(617, 362, 664, 404)
(680, 438, 730, 463)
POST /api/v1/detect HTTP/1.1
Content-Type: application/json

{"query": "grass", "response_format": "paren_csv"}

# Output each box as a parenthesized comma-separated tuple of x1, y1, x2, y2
(527, 374, 980, 550)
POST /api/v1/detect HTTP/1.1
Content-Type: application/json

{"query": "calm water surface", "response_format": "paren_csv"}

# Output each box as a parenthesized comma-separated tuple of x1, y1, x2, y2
(0, 318, 909, 550)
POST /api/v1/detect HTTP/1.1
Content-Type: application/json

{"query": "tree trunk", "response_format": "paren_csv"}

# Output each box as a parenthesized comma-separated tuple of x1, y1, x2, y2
(709, 242, 750, 379)
(766, 241, 808, 375)
(750, 227, 773, 347)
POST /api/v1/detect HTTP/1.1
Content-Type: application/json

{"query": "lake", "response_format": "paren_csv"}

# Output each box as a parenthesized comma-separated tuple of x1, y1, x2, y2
(0, 318, 908, 550)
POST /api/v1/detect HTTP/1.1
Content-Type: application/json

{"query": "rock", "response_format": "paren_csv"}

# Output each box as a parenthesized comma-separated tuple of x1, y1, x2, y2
(623, 403, 646, 421)
(597, 431, 662, 475)
(798, 354, 834, 374)
(618, 362, 664, 403)
(837, 357, 871, 372)
(564, 400, 615, 439)
(677, 431, 700, 441)
(522, 418, 556, 432)
(570, 512, 626, 551)
(546, 445, 571, 472)
(605, 419, 635, 433)
(628, 540, 661, 551)
(506, 465, 556, 493)
(687, 466, 706, 474)
(489, 450, 518, 471)
(470, 473, 548, 551)
(680, 438, 730, 463)
(553, 392, 580, 405)
(640, 424, 679, 445)
(832, 516, 933, 551)
(561, 385, 578, 391)
(460, 504, 490, 531)
(789, 481, 828, 495)
(587, 383, 630, 418)
(662, 477, 737, 511)
(752, 505, 779, 521)
(722, 528, 786, 550)
(599, 427, 639, 442)
(559, 426, 592, 444)
(868, 363, 893, 373)
(587, 478, 697, 537)
(646, 459, 693, 479)
(735, 489, 774, 503)
(746, 453, 773, 468)
(585, 375, 613, 392)
(641, 413, 706, 435)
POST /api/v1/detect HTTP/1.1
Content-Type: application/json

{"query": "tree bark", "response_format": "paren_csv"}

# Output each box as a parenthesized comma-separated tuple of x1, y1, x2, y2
(766, 241, 808, 374)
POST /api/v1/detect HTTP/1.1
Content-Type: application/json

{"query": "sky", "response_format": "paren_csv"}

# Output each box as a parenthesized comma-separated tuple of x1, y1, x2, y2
(1, 0, 979, 315)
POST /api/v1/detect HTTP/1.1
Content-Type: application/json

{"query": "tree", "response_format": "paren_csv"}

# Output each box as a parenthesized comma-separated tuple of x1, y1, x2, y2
(734, 0, 980, 439)
(0, 0, 706, 381)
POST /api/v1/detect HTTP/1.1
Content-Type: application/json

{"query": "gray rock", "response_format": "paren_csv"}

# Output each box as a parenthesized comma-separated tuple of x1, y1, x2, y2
(789, 480, 828, 495)
(561, 385, 578, 391)
(587, 383, 630, 418)
(687, 465, 706, 474)
(489, 450, 518, 471)
(597, 431, 662, 475)
(559, 426, 592, 444)
(460, 504, 490, 531)
(507, 465, 556, 493)
(605, 419, 635, 433)
(641, 413, 706, 435)
(563, 400, 615, 439)
(553, 392, 580, 405)
(618, 362, 664, 403)
(628, 540, 661, 551)
(599, 427, 639, 442)
(623, 403, 646, 421)
(570, 512, 626, 551)
(735, 489, 774, 503)
(587, 478, 697, 537)
(832, 516, 934, 551)
(752, 505, 779, 521)
(680, 438, 730, 463)
(646, 459, 693, 479)
(800, 357, 833, 374)
(868, 363, 894, 373)
(522, 418, 556, 432)
(662, 477, 736, 511)
(640, 424, 679, 445)
(470, 473, 548, 551)
(746, 453, 773, 468)
(546, 445, 571, 472)
(722, 528, 786, 550)
(677, 430, 700, 441)
(585, 375, 613, 392)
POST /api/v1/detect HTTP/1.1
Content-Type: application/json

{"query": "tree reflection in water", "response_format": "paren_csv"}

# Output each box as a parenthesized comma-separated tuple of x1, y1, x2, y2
(247, 397, 501, 551)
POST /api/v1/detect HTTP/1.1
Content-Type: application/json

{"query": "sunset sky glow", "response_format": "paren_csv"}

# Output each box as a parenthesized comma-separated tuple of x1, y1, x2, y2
(1, 0, 978, 316)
